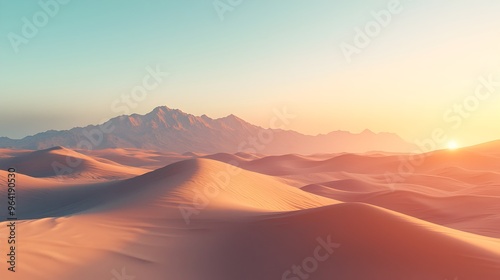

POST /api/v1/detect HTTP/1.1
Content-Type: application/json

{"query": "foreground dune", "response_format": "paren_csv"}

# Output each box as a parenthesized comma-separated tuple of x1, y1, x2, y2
(3, 202, 499, 280)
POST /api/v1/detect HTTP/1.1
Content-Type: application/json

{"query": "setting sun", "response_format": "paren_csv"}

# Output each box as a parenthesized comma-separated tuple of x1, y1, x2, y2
(448, 141, 459, 150)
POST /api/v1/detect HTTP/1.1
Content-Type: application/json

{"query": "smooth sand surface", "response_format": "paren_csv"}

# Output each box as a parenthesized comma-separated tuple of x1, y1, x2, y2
(1, 142, 499, 279)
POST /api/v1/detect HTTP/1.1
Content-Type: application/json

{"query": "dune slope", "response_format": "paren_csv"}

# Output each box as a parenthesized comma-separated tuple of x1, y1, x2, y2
(1, 143, 499, 280)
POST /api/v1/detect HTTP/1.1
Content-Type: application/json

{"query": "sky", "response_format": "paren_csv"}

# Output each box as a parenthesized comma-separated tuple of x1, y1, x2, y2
(1, 0, 500, 148)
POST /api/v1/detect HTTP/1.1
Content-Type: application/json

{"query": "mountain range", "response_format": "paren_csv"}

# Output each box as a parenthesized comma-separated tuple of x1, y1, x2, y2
(0, 106, 415, 154)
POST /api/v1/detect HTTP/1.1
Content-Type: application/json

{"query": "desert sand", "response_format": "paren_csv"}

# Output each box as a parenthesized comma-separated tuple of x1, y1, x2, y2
(0, 141, 499, 279)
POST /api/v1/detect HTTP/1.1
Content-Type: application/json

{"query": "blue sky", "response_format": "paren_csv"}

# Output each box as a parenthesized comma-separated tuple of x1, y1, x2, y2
(1, 0, 500, 147)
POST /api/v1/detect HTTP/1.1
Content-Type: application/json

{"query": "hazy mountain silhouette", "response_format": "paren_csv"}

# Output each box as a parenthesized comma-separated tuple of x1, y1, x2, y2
(0, 106, 415, 154)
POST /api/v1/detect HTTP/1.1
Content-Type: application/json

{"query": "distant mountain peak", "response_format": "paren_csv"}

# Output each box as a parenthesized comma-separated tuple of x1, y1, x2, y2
(361, 129, 375, 135)
(0, 106, 415, 153)
(152, 105, 174, 112)
(150, 106, 180, 118)
(219, 113, 244, 122)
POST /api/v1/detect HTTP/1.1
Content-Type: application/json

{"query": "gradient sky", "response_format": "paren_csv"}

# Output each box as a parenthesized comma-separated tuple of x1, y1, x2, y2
(1, 0, 500, 148)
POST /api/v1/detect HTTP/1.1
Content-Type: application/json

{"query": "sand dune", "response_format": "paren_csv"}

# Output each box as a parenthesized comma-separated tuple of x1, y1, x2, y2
(304, 183, 500, 237)
(1, 141, 499, 279)
(0, 158, 336, 221)
(83, 148, 195, 169)
(0, 148, 32, 159)
(194, 203, 500, 280)
(0, 146, 147, 180)
(206, 143, 500, 177)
